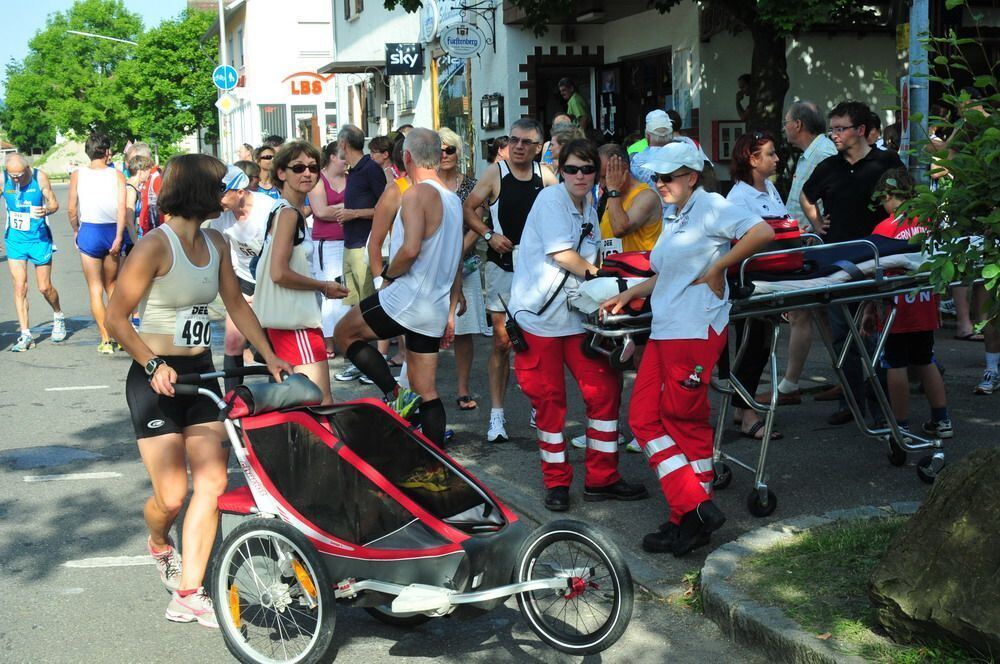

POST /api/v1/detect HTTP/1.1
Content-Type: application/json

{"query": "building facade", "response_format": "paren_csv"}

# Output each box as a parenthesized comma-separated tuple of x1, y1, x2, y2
(209, 0, 338, 162)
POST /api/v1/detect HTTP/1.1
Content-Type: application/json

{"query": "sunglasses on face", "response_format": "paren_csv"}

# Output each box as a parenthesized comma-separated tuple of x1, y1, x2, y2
(441, 145, 458, 155)
(562, 164, 597, 175)
(287, 163, 320, 174)
(259, 154, 274, 160)
(655, 170, 693, 184)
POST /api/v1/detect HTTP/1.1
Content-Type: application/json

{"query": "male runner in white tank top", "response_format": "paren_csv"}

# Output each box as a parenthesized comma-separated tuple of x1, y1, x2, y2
(334, 128, 464, 446)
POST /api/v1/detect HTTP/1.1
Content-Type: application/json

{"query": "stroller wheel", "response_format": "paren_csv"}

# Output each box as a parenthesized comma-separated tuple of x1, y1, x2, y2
(364, 605, 432, 628)
(514, 520, 633, 655)
(212, 518, 336, 664)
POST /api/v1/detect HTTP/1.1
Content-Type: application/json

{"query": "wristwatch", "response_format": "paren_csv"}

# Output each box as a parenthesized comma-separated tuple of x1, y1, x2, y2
(483, 231, 494, 242)
(145, 357, 166, 379)
(380, 264, 396, 284)
(607, 190, 622, 199)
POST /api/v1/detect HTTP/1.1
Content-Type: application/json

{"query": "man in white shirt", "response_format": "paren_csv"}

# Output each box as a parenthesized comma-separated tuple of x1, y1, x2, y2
(761, 101, 838, 407)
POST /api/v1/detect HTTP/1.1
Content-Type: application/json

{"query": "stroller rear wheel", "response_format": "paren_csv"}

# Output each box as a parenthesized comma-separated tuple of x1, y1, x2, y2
(514, 520, 633, 655)
(212, 518, 336, 664)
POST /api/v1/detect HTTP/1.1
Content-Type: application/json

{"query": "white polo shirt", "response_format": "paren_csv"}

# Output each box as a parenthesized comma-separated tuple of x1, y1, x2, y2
(725, 180, 788, 218)
(509, 183, 601, 337)
(649, 188, 762, 340)
(785, 134, 837, 223)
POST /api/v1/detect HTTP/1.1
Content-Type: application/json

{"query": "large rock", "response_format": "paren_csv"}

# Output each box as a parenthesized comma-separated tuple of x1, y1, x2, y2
(868, 448, 1000, 654)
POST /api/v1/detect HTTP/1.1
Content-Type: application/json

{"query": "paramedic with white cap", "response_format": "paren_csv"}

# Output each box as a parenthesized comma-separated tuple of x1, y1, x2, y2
(602, 141, 773, 557)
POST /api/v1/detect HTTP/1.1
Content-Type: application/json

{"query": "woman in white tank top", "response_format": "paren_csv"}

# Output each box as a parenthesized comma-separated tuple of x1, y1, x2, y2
(106, 154, 290, 627)
(67, 132, 127, 353)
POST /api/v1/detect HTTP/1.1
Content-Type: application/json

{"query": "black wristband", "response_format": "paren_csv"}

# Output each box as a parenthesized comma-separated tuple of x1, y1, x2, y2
(380, 264, 396, 283)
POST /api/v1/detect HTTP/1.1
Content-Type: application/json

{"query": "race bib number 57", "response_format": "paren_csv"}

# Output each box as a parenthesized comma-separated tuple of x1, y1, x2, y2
(8, 211, 31, 232)
(174, 304, 212, 347)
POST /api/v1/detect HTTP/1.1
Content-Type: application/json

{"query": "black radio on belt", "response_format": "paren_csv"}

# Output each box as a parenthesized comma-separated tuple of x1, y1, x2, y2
(499, 295, 529, 353)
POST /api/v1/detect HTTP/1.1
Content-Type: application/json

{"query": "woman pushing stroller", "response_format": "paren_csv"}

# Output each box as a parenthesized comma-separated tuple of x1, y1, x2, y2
(603, 141, 774, 556)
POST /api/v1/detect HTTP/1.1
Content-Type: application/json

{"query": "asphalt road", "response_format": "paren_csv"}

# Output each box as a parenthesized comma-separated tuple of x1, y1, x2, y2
(0, 184, 764, 664)
(2, 183, 996, 663)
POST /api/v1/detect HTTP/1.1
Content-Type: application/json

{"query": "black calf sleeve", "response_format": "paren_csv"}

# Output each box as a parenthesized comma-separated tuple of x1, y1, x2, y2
(345, 340, 397, 395)
(223, 354, 245, 393)
(419, 398, 446, 447)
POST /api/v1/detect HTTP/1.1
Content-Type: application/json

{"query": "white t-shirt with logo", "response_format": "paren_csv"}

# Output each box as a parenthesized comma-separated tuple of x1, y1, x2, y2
(211, 191, 280, 283)
(509, 183, 601, 337)
(649, 187, 761, 340)
(725, 180, 788, 219)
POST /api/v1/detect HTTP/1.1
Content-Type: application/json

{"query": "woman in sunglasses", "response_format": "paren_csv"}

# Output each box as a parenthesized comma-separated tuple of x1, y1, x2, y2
(253, 141, 349, 403)
(510, 139, 649, 513)
(602, 141, 774, 557)
(254, 146, 281, 200)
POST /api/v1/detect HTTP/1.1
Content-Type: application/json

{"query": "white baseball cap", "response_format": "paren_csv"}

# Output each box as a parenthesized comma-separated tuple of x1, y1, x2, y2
(642, 142, 704, 174)
(645, 110, 673, 136)
(222, 165, 250, 192)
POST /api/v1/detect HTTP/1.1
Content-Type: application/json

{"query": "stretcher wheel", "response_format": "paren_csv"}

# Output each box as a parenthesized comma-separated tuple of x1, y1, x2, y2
(746, 489, 777, 517)
(712, 462, 732, 490)
(514, 520, 633, 655)
(916, 455, 941, 484)
(364, 606, 432, 627)
(608, 346, 632, 371)
(886, 439, 908, 467)
(581, 335, 600, 359)
(212, 518, 336, 664)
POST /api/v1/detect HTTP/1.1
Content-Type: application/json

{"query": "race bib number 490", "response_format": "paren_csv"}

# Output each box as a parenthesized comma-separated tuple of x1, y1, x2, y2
(8, 211, 31, 232)
(174, 304, 212, 347)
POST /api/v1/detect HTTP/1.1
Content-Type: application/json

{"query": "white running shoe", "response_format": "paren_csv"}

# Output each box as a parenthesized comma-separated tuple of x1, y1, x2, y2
(11, 331, 34, 352)
(974, 370, 1000, 395)
(487, 411, 508, 443)
(148, 536, 182, 592)
(626, 438, 642, 453)
(50, 317, 67, 343)
(571, 434, 586, 449)
(165, 587, 218, 628)
(335, 364, 363, 382)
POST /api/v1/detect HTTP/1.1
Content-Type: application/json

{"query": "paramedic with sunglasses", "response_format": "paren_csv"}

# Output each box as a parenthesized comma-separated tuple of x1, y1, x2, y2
(106, 154, 291, 628)
(603, 141, 773, 557)
(510, 139, 649, 513)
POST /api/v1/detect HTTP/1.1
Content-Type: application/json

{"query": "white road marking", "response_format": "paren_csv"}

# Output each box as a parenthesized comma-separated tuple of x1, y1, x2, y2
(63, 556, 155, 569)
(44, 385, 109, 392)
(23, 471, 122, 483)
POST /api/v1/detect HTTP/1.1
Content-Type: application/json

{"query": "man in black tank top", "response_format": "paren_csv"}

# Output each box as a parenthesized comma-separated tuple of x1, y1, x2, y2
(463, 118, 559, 442)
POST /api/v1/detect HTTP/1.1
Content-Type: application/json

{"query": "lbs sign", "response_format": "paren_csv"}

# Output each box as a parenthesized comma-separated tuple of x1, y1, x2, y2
(440, 23, 486, 58)
(385, 43, 424, 76)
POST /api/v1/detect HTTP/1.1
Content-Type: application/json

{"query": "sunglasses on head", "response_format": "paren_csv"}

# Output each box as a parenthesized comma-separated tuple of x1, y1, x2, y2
(258, 154, 274, 160)
(441, 145, 458, 155)
(562, 164, 597, 175)
(655, 170, 693, 184)
(287, 163, 320, 174)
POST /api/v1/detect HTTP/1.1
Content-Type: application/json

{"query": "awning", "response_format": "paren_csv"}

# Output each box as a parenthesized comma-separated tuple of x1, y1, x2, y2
(318, 60, 385, 75)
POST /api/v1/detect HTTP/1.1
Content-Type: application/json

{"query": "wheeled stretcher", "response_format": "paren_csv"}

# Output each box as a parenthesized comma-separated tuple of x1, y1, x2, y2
(573, 239, 945, 517)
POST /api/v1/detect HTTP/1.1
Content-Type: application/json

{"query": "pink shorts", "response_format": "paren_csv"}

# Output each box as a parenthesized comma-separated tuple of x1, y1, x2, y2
(266, 328, 326, 366)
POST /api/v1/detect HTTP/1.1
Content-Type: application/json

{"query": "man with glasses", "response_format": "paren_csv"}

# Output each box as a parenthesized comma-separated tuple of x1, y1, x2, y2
(800, 100, 903, 425)
(462, 118, 559, 442)
(3, 153, 66, 351)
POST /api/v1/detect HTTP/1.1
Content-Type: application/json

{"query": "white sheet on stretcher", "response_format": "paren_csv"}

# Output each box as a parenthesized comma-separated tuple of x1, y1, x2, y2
(570, 278, 646, 314)
(750, 252, 926, 294)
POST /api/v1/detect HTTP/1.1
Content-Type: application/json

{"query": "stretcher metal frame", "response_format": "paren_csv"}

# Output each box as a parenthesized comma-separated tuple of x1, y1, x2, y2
(582, 239, 945, 517)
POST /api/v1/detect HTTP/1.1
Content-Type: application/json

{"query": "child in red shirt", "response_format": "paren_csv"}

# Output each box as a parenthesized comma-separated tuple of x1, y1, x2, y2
(864, 168, 952, 439)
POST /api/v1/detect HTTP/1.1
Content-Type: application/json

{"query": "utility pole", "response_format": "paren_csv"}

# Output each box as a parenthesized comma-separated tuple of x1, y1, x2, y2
(909, 0, 930, 180)
(217, 0, 228, 160)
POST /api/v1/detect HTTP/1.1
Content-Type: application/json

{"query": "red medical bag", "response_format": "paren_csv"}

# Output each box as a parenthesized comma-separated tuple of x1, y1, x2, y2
(599, 251, 654, 278)
(730, 216, 804, 275)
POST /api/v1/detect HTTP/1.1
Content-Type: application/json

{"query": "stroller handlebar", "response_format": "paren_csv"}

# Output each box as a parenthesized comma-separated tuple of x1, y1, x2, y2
(175, 365, 274, 385)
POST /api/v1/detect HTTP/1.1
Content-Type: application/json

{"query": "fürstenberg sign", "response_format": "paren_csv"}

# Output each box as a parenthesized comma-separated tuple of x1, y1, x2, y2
(440, 23, 486, 58)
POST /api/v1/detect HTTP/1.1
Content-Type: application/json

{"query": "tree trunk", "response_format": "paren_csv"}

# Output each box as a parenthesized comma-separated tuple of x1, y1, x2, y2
(747, 23, 791, 184)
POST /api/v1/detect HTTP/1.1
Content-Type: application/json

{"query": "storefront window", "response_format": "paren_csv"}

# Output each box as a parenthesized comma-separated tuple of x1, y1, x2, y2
(436, 55, 474, 171)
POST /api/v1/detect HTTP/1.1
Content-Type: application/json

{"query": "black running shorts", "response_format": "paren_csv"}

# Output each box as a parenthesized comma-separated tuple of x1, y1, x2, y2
(359, 294, 441, 354)
(125, 351, 224, 439)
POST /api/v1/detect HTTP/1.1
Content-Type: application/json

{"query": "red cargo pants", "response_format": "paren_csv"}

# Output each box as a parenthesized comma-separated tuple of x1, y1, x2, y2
(514, 331, 622, 490)
(629, 329, 727, 524)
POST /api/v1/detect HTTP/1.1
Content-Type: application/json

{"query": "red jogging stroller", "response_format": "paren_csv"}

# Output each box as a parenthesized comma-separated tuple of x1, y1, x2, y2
(172, 367, 633, 663)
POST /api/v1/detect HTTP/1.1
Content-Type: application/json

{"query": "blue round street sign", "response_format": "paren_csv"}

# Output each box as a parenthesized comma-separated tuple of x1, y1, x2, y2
(213, 65, 238, 91)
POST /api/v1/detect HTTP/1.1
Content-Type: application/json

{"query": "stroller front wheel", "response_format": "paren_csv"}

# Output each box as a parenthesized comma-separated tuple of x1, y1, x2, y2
(514, 520, 633, 655)
(212, 518, 336, 664)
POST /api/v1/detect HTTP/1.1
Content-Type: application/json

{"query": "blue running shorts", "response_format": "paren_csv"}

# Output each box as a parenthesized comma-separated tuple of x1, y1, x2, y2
(5, 232, 53, 266)
(76, 222, 118, 259)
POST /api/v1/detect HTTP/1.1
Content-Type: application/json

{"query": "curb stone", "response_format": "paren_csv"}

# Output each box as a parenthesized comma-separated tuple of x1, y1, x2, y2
(701, 503, 918, 664)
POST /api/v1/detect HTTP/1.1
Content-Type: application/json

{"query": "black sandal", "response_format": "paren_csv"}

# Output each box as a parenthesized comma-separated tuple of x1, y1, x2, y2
(739, 420, 783, 440)
(457, 395, 478, 411)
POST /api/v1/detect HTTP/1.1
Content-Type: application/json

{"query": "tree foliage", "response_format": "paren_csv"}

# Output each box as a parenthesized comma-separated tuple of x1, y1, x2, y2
(1, 0, 142, 149)
(0, 0, 217, 153)
(117, 10, 218, 152)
